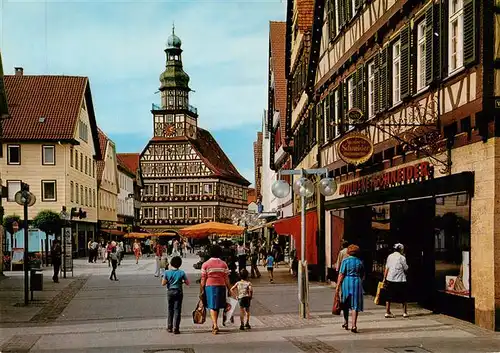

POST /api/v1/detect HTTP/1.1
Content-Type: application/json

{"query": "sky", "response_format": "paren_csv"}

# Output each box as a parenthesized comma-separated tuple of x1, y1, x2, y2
(0, 0, 286, 186)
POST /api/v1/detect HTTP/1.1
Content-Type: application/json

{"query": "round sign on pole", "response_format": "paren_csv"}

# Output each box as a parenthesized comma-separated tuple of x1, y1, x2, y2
(337, 132, 374, 165)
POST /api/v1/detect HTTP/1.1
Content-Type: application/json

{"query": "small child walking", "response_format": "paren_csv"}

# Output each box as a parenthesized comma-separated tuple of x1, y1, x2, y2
(231, 269, 253, 330)
(162, 256, 190, 334)
(266, 252, 275, 283)
(109, 247, 119, 281)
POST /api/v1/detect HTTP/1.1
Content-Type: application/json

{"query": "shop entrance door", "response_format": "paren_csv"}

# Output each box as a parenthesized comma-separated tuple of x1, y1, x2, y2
(390, 199, 435, 307)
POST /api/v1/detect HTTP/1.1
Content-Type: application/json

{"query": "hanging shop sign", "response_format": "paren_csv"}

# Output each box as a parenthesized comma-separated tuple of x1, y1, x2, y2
(339, 161, 434, 196)
(337, 132, 374, 165)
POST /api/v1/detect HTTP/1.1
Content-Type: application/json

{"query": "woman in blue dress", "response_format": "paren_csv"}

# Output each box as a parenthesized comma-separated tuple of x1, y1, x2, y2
(335, 244, 364, 333)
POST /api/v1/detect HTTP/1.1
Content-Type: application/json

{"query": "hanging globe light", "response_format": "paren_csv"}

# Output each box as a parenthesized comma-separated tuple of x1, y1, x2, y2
(318, 177, 337, 197)
(271, 179, 291, 198)
(293, 177, 315, 198)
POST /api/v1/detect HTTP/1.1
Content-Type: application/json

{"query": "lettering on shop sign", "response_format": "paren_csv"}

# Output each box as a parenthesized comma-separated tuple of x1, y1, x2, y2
(338, 161, 434, 196)
(337, 132, 374, 166)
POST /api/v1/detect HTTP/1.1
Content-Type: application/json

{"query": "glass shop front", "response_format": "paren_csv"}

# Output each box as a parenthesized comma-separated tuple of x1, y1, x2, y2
(326, 166, 475, 323)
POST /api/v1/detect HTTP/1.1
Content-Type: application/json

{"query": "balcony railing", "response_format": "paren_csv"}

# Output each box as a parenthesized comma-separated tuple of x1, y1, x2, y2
(151, 103, 198, 115)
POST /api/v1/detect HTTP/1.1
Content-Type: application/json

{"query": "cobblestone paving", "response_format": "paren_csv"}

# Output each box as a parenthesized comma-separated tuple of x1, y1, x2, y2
(29, 276, 90, 323)
(285, 336, 340, 353)
(0, 334, 42, 353)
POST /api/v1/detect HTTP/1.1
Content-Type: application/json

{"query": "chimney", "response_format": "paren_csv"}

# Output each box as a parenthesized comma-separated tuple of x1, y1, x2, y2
(14, 67, 23, 76)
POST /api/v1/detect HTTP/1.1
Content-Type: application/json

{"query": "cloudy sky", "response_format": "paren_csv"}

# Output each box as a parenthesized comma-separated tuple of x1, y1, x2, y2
(1, 0, 286, 186)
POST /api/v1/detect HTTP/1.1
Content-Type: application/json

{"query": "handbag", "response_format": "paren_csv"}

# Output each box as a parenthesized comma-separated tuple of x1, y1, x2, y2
(374, 281, 386, 305)
(192, 299, 206, 324)
(332, 291, 342, 315)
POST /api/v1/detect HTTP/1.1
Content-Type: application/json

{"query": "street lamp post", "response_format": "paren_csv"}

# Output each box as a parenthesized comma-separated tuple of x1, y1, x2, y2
(59, 207, 70, 279)
(14, 183, 36, 306)
(271, 169, 337, 319)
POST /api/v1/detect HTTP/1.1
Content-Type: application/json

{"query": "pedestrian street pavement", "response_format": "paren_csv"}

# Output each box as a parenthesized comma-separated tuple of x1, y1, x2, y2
(1, 254, 500, 353)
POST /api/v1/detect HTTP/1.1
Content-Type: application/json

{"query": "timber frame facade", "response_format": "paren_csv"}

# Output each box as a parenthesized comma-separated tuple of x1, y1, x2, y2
(296, 0, 500, 331)
(139, 29, 250, 234)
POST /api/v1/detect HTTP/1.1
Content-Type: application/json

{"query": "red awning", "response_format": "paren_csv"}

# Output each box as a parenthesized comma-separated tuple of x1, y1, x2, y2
(273, 210, 318, 265)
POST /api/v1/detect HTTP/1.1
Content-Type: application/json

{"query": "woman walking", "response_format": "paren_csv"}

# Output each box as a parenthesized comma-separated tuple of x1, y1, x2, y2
(335, 244, 364, 333)
(200, 245, 231, 335)
(133, 239, 141, 264)
(109, 247, 119, 281)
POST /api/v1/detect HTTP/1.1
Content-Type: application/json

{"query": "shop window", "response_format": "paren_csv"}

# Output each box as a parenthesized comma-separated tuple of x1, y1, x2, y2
(434, 193, 471, 297)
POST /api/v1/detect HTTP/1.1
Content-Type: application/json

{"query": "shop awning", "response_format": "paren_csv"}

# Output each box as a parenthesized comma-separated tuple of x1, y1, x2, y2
(247, 220, 276, 232)
(273, 210, 318, 265)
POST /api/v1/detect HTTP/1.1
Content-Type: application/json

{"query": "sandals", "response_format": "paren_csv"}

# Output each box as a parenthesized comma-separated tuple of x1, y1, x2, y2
(212, 326, 219, 335)
(341, 323, 349, 330)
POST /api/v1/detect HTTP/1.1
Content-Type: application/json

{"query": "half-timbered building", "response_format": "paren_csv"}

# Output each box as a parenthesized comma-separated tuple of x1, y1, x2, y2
(306, 0, 499, 330)
(139, 28, 250, 234)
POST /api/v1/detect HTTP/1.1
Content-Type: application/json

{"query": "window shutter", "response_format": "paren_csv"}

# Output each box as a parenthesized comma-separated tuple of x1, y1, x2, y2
(325, 95, 331, 140)
(424, 6, 434, 85)
(373, 52, 380, 114)
(356, 66, 364, 111)
(338, 0, 345, 28)
(345, 0, 353, 22)
(385, 46, 393, 108)
(400, 24, 411, 99)
(338, 83, 345, 134)
(379, 48, 388, 111)
(463, 0, 476, 66)
(328, 0, 337, 39)
(317, 101, 324, 145)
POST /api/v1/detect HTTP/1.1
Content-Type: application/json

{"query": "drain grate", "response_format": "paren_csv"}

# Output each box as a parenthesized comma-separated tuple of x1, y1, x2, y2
(386, 346, 432, 353)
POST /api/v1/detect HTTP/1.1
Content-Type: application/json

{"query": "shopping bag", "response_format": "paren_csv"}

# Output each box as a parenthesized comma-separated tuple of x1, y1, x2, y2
(332, 291, 342, 315)
(192, 299, 206, 324)
(374, 281, 386, 305)
(223, 297, 238, 325)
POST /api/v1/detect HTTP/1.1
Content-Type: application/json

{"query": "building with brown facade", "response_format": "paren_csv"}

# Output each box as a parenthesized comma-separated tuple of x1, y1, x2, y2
(138, 28, 250, 234)
(297, 0, 499, 330)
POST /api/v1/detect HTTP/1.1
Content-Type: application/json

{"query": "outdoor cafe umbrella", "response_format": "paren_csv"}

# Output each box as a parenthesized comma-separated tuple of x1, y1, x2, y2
(179, 221, 245, 238)
(124, 232, 149, 239)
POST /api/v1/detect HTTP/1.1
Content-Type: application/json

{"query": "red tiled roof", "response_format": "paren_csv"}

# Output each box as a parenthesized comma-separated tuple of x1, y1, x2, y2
(247, 188, 257, 205)
(269, 21, 287, 144)
(297, 0, 315, 31)
(96, 128, 109, 182)
(190, 128, 250, 186)
(3, 75, 87, 141)
(143, 128, 250, 186)
(116, 153, 140, 173)
(116, 154, 135, 177)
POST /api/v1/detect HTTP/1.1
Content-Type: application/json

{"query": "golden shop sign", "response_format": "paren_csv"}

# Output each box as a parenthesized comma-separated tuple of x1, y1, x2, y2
(339, 161, 434, 196)
(337, 132, 373, 165)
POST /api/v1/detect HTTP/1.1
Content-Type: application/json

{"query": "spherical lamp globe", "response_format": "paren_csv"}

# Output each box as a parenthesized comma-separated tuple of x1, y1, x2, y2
(293, 177, 315, 198)
(318, 177, 337, 197)
(271, 179, 291, 199)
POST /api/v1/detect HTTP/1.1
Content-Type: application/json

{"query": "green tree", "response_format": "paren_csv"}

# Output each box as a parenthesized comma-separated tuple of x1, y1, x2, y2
(32, 210, 62, 265)
(2, 214, 22, 235)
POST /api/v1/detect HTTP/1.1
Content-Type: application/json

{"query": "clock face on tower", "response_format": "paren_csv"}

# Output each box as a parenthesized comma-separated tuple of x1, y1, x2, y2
(164, 123, 176, 137)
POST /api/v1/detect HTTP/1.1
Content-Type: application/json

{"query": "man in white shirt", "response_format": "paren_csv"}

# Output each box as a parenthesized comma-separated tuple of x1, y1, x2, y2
(383, 243, 409, 318)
